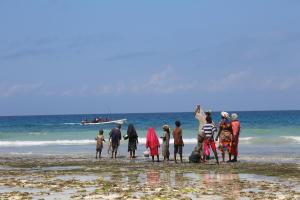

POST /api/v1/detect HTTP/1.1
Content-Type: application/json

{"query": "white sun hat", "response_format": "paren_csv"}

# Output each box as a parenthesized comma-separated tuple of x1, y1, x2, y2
(221, 111, 229, 118)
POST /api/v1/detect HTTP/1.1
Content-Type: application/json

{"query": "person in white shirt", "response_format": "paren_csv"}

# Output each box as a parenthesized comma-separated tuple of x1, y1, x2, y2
(195, 105, 206, 132)
(194, 105, 206, 158)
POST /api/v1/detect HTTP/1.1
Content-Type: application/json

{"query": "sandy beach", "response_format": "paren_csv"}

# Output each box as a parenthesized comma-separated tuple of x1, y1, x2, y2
(0, 155, 299, 200)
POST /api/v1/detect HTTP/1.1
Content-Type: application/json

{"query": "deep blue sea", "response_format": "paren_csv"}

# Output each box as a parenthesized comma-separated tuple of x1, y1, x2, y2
(0, 111, 299, 163)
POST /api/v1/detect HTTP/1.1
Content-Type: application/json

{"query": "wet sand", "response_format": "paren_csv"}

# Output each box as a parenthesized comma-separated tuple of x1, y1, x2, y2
(0, 155, 299, 199)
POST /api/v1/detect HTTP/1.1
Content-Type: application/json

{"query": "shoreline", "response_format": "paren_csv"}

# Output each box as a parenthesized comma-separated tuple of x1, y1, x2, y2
(1, 154, 299, 177)
(0, 155, 299, 199)
(2, 142, 300, 165)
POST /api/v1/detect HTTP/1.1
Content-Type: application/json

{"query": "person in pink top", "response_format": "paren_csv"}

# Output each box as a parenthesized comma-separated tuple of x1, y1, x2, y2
(230, 113, 240, 162)
(146, 127, 160, 162)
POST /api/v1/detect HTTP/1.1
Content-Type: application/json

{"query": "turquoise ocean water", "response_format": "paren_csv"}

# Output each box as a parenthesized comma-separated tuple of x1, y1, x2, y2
(0, 111, 299, 163)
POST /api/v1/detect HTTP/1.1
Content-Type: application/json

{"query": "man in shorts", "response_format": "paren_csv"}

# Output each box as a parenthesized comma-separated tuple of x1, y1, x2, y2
(173, 120, 184, 163)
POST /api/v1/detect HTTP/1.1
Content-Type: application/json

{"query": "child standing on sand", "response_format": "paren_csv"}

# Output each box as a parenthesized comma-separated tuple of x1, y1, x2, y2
(173, 120, 184, 163)
(95, 129, 105, 159)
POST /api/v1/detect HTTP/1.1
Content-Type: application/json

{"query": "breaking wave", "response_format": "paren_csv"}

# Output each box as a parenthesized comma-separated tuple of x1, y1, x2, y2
(0, 136, 298, 147)
(0, 140, 95, 147)
(62, 123, 82, 125)
(280, 136, 300, 144)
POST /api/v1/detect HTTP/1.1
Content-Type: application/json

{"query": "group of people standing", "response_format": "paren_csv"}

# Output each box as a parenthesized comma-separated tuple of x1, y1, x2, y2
(95, 124, 138, 159)
(95, 105, 241, 164)
(145, 120, 184, 163)
(193, 105, 241, 164)
(94, 121, 184, 163)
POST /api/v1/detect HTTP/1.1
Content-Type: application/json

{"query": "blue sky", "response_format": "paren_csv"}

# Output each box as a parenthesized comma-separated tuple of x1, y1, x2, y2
(0, 1, 300, 115)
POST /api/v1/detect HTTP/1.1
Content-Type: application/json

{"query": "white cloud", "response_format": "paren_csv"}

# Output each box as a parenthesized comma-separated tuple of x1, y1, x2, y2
(0, 83, 43, 97)
(4, 69, 297, 98)
(61, 66, 197, 96)
(117, 66, 197, 94)
(131, 66, 178, 94)
(191, 70, 300, 93)
(205, 71, 250, 92)
(60, 67, 300, 97)
(259, 76, 300, 91)
(278, 78, 296, 91)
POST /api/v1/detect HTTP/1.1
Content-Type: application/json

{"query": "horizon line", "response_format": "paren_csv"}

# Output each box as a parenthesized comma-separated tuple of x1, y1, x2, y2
(1, 109, 299, 118)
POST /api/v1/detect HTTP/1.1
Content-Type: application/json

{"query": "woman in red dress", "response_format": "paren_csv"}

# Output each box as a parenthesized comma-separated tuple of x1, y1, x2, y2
(146, 127, 160, 162)
(230, 113, 240, 162)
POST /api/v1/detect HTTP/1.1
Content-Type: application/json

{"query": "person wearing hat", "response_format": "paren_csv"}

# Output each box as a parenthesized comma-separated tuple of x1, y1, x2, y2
(160, 124, 170, 161)
(216, 111, 233, 162)
(230, 113, 240, 162)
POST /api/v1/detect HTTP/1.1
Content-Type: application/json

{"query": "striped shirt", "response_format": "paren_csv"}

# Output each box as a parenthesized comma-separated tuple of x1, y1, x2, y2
(202, 123, 217, 140)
